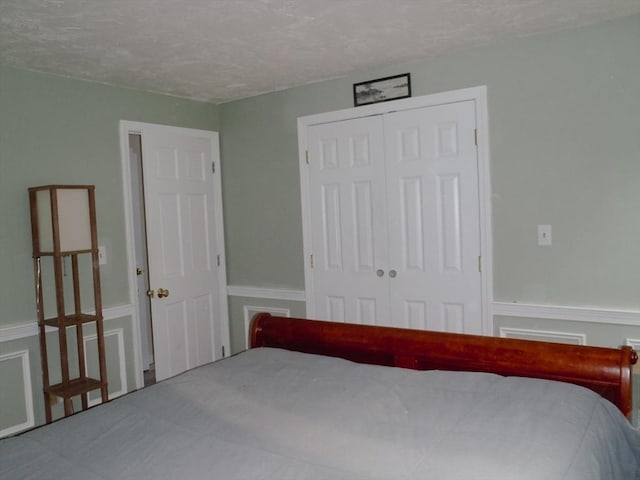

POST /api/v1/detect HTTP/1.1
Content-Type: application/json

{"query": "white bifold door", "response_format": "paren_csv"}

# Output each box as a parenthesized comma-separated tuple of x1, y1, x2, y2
(304, 99, 483, 334)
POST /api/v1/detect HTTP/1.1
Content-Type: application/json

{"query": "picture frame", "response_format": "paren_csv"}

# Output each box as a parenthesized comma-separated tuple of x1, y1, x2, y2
(353, 73, 411, 107)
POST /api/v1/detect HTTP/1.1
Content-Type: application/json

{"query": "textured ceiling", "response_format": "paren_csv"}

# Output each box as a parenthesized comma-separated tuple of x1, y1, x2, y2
(2, 0, 640, 104)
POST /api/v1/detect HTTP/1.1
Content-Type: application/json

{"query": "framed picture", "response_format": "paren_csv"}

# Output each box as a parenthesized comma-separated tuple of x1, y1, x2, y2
(353, 73, 411, 107)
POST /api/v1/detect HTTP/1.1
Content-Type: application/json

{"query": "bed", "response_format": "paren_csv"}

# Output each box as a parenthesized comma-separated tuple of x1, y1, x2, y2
(2, 312, 639, 479)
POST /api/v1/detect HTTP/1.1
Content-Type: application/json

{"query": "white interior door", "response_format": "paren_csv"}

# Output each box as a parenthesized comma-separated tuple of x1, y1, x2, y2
(307, 115, 390, 324)
(141, 125, 228, 381)
(384, 101, 482, 333)
(304, 96, 484, 334)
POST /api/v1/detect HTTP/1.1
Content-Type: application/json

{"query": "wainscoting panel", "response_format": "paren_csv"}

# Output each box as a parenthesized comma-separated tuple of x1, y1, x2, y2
(227, 287, 306, 354)
(228, 286, 305, 302)
(243, 306, 291, 349)
(0, 349, 35, 438)
(492, 302, 640, 326)
(83, 328, 127, 407)
(626, 339, 640, 351)
(0, 305, 135, 435)
(499, 327, 586, 345)
(0, 304, 135, 344)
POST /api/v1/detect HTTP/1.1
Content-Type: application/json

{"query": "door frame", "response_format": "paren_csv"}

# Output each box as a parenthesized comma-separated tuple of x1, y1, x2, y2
(119, 120, 230, 389)
(297, 86, 493, 334)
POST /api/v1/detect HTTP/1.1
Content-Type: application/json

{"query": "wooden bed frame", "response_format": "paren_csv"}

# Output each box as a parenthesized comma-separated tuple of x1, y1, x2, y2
(250, 313, 638, 419)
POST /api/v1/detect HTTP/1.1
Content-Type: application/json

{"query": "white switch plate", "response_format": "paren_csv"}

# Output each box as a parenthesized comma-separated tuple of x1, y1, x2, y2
(537, 225, 552, 246)
(98, 245, 107, 264)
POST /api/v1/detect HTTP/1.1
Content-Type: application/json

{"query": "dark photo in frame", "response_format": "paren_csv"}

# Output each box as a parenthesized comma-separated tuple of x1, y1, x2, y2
(353, 73, 411, 107)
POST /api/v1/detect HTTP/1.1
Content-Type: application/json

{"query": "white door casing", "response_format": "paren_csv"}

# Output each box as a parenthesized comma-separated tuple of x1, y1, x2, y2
(128, 135, 153, 371)
(120, 121, 229, 386)
(298, 87, 492, 335)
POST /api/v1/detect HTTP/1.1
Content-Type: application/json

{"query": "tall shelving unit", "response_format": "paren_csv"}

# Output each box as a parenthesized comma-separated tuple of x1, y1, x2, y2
(29, 185, 108, 423)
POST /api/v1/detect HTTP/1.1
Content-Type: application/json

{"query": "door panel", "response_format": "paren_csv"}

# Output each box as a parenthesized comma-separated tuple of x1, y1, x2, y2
(141, 126, 225, 381)
(157, 193, 182, 277)
(403, 300, 428, 330)
(385, 101, 481, 333)
(307, 116, 390, 325)
(438, 174, 463, 272)
(398, 176, 425, 271)
(193, 293, 214, 364)
(164, 300, 188, 376)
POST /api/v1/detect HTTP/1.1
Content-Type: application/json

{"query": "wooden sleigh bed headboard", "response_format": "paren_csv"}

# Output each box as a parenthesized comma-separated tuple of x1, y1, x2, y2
(250, 313, 638, 419)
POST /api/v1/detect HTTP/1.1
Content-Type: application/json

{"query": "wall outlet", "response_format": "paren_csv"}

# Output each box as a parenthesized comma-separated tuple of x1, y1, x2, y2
(98, 245, 107, 265)
(537, 225, 552, 246)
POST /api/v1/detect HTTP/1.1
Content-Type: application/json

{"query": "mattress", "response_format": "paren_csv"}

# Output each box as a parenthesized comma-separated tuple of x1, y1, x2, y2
(2, 347, 639, 479)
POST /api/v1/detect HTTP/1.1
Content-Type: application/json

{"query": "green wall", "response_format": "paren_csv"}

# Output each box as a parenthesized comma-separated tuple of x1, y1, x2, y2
(0, 65, 221, 327)
(220, 14, 640, 310)
(0, 65, 220, 430)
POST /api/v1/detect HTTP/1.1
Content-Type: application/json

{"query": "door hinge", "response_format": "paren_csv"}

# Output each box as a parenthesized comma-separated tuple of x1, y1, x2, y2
(212, 161, 216, 173)
(478, 255, 482, 273)
(310, 254, 315, 268)
(305, 150, 310, 165)
(216, 254, 221, 267)
(474, 129, 478, 147)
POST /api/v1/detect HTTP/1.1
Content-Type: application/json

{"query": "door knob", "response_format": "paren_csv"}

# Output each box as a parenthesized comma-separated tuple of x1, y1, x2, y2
(146, 289, 154, 298)
(376, 269, 384, 277)
(157, 288, 170, 298)
(389, 269, 397, 278)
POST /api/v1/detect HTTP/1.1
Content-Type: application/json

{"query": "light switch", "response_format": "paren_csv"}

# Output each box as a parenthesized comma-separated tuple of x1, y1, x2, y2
(98, 245, 107, 264)
(537, 225, 552, 246)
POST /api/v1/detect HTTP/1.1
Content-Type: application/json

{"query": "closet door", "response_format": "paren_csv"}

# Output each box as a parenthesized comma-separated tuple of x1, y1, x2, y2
(384, 101, 482, 333)
(306, 116, 391, 325)
(303, 97, 484, 334)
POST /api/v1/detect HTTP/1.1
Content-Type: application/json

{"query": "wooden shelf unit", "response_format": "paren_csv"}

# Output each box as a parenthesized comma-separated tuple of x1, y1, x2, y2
(29, 185, 108, 423)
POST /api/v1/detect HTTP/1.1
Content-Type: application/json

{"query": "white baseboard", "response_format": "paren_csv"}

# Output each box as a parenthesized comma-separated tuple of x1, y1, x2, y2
(225, 288, 640, 327)
(227, 285, 305, 302)
(492, 302, 640, 326)
(5, 299, 636, 342)
(0, 323, 39, 343)
(0, 304, 135, 343)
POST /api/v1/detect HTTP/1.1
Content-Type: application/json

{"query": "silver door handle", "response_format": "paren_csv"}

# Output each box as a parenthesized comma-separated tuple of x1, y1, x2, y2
(376, 269, 384, 277)
(389, 269, 397, 278)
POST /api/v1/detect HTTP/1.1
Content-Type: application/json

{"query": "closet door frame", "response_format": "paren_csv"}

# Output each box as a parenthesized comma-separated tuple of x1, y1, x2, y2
(297, 86, 493, 335)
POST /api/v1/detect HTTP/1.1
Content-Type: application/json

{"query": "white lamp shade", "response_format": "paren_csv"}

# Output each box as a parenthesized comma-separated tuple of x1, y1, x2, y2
(35, 187, 93, 252)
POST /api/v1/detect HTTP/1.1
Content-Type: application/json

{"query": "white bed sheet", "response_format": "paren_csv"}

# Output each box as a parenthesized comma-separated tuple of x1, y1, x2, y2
(2, 347, 639, 479)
